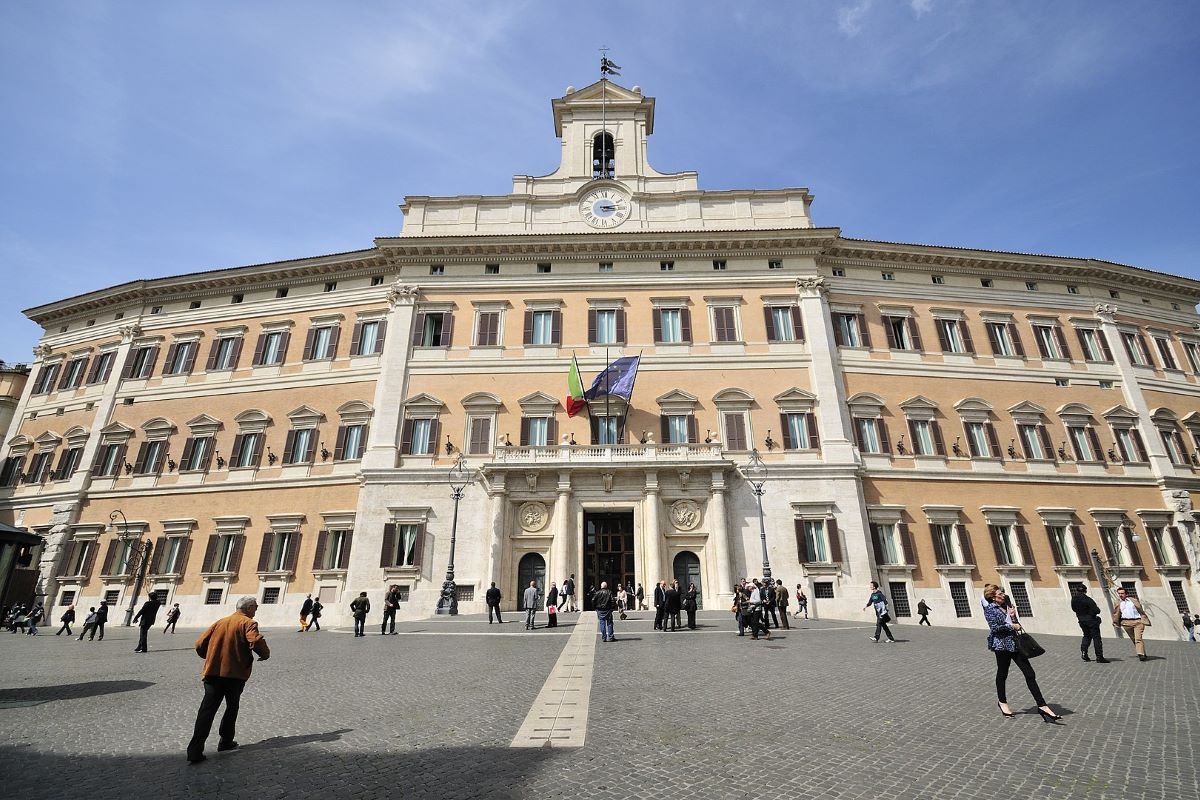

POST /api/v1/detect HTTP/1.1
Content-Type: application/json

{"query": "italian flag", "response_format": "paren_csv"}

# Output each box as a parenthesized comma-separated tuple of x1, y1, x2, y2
(566, 354, 587, 417)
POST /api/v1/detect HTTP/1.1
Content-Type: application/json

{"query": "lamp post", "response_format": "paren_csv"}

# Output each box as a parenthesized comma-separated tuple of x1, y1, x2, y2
(436, 455, 472, 615)
(109, 509, 153, 627)
(741, 448, 772, 581)
(1090, 528, 1141, 620)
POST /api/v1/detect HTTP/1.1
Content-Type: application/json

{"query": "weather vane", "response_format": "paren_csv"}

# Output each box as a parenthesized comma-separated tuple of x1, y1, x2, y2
(600, 47, 621, 78)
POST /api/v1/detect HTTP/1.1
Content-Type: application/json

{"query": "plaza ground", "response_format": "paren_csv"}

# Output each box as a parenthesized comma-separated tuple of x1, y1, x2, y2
(0, 609, 1196, 799)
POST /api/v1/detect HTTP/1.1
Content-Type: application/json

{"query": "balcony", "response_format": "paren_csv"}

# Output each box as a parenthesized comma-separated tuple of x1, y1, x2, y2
(490, 442, 727, 466)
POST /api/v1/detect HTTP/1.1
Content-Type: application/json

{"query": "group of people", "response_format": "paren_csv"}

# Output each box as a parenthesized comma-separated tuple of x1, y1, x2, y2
(297, 594, 325, 632)
(3, 596, 182, 645)
(651, 579, 699, 631)
(4, 602, 44, 634)
(730, 577, 799, 640)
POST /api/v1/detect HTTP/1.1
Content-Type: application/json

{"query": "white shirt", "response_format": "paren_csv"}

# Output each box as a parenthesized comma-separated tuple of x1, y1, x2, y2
(1119, 598, 1142, 620)
(749, 587, 762, 605)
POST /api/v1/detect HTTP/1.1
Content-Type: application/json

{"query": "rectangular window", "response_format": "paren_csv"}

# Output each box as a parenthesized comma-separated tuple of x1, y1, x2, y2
(932, 524, 957, 564)
(179, 436, 214, 472)
(530, 310, 558, 345)
(908, 419, 940, 456)
(307, 325, 338, 361)
(467, 417, 492, 455)
(1018, 424, 1048, 460)
(834, 313, 862, 347)
(883, 316, 912, 350)
(205, 588, 224, 605)
(1047, 525, 1073, 566)
(990, 525, 1017, 565)
(1099, 526, 1127, 566)
(766, 306, 802, 343)
(1025, 281, 1038, 291)
(414, 312, 452, 348)
(353, 320, 385, 355)
(521, 416, 551, 447)
(936, 319, 970, 354)
(664, 415, 691, 445)
(87, 351, 117, 384)
(28, 451, 54, 482)
(320, 529, 350, 570)
(1067, 426, 1099, 461)
(124, 345, 159, 379)
(872, 523, 899, 564)
(888, 582, 911, 617)
(881, 272, 895, 281)
(593, 309, 618, 344)
(986, 322, 1018, 357)
(964, 421, 995, 458)
(231, 432, 263, 469)
(258, 331, 288, 366)
(537, 263, 551, 274)
(1114, 427, 1147, 463)
(1154, 337, 1178, 370)
(262, 587, 281, 604)
(722, 412, 748, 450)
(408, 419, 433, 455)
(1182, 341, 1200, 374)
(284, 429, 316, 464)
(1169, 580, 1190, 613)
(209, 336, 242, 371)
(163, 341, 197, 376)
(324, 281, 337, 292)
(104, 589, 121, 605)
(598, 262, 613, 273)
(813, 582, 835, 599)
(1160, 429, 1187, 465)
(782, 413, 818, 450)
(712, 259, 726, 271)
(395, 524, 420, 567)
(1032, 325, 1064, 359)
(1147, 527, 1171, 565)
(654, 307, 689, 344)
(931, 275, 945, 284)
(594, 416, 619, 446)
(1120, 332, 1150, 366)
(268, 532, 292, 571)
(485, 264, 500, 275)
(475, 312, 500, 347)
(133, 441, 167, 475)
(803, 520, 828, 562)
(60, 590, 77, 606)
(832, 268, 846, 277)
(660, 260, 674, 271)
(1075, 328, 1110, 362)
(429, 264, 444, 275)
(92, 443, 123, 477)
(949, 581, 973, 617)
(711, 307, 738, 342)
(855, 418, 884, 454)
(59, 356, 89, 390)
(337, 424, 368, 461)
(1008, 582, 1033, 617)
(53, 447, 83, 480)
(0, 456, 24, 487)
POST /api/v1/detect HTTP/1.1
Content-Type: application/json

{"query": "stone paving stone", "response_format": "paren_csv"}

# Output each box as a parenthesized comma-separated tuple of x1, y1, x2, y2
(0, 611, 1196, 799)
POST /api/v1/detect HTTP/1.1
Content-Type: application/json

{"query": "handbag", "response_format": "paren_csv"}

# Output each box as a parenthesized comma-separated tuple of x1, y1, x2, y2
(1015, 631, 1046, 658)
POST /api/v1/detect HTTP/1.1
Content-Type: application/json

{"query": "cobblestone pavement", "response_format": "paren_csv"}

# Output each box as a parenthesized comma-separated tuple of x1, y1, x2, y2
(0, 610, 1197, 799)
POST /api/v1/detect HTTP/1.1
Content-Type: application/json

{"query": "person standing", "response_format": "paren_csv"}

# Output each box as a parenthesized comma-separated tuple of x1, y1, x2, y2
(594, 581, 616, 642)
(1183, 612, 1196, 642)
(865, 581, 896, 643)
(1070, 585, 1108, 662)
(485, 582, 503, 624)
(350, 592, 370, 637)
(56, 604, 75, 636)
(546, 582, 559, 628)
(562, 574, 576, 613)
(1111, 586, 1151, 661)
(747, 580, 771, 640)
(664, 582, 681, 632)
(186, 596, 270, 763)
(133, 593, 161, 652)
(636, 583, 646, 611)
(684, 583, 698, 630)
(95, 601, 109, 640)
(984, 585, 1060, 721)
(77, 607, 99, 641)
(26, 603, 43, 635)
(917, 599, 932, 626)
(775, 579, 790, 630)
(164, 603, 181, 634)
(616, 585, 628, 615)
(795, 585, 809, 619)
(381, 586, 400, 635)
(653, 581, 667, 631)
(523, 581, 540, 629)
(762, 580, 779, 629)
(308, 598, 322, 631)
(299, 594, 314, 632)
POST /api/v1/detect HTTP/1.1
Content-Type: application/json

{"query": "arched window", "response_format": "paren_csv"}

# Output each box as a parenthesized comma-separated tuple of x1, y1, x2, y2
(592, 131, 615, 178)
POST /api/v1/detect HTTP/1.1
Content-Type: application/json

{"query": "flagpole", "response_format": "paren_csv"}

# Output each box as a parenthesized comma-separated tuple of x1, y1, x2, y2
(605, 346, 611, 444)
(621, 350, 643, 446)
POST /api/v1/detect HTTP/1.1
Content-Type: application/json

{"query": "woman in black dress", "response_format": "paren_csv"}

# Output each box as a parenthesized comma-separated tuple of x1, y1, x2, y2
(684, 583, 698, 629)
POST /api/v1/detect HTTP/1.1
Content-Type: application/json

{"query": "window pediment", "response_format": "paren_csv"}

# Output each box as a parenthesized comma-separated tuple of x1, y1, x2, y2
(922, 505, 963, 525)
(234, 409, 272, 433)
(63, 426, 90, 448)
(1035, 507, 1076, 526)
(1007, 401, 1046, 425)
(773, 387, 816, 413)
(847, 392, 885, 417)
(713, 387, 754, 409)
(517, 391, 559, 415)
(5, 435, 32, 456)
(899, 396, 938, 413)
(404, 393, 445, 415)
(461, 393, 503, 412)
(980, 506, 1021, 526)
(287, 405, 325, 429)
(337, 400, 375, 425)
(1182, 411, 1200, 429)
(656, 389, 700, 415)
(1102, 405, 1138, 422)
(141, 418, 177, 441)
(34, 431, 61, 451)
(1149, 407, 1179, 425)
(160, 518, 197, 537)
(185, 414, 223, 437)
(99, 422, 135, 443)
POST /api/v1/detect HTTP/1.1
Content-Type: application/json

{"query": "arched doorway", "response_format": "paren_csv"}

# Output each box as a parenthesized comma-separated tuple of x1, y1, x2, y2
(673, 551, 703, 609)
(517, 553, 546, 610)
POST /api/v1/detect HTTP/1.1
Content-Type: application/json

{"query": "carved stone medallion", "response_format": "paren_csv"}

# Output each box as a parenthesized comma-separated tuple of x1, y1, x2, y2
(518, 501, 549, 533)
(670, 499, 702, 531)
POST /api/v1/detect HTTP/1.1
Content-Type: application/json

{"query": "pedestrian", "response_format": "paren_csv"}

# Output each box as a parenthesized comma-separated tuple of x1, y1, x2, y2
(653, 581, 667, 631)
(984, 585, 1061, 721)
(26, 603, 43, 635)
(308, 598, 322, 631)
(636, 583, 646, 611)
(56, 604, 75, 636)
(562, 574, 576, 613)
(747, 579, 772, 640)
(795, 585, 808, 619)
(1070, 585, 1108, 662)
(77, 607, 98, 641)
(917, 599, 932, 626)
(865, 581, 896, 643)
(594, 581, 616, 642)
(133, 593, 161, 652)
(1184, 612, 1197, 642)
(350, 592, 370, 637)
(164, 603, 181, 634)
(775, 579, 790, 630)
(523, 581, 539, 630)
(1111, 586, 1151, 661)
(671, 581, 683, 630)
(616, 585, 628, 615)
(1194, 614, 1200, 636)
(186, 596, 270, 763)
(299, 594, 313, 632)
(381, 585, 400, 635)
(684, 582, 698, 629)
(762, 580, 779, 629)
(546, 582, 559, 628)
(95, 600, 109, 640)
(485, 581, 503, 624)
(664, 581, 680, 631)
(733, 581, 747, 636)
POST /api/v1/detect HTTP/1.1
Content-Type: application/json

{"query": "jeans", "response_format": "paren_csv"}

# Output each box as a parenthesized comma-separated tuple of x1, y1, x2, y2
(188, 677, 246, 756)
(873, 617, 895, 641)
(597, 609, 614, 641)
(1078, 617, 1103, 657)
(994, 650, 1045, 705)
(525, 607, 536, 628)
(353, 616, 365, 636)
(488, 604, 502, 623)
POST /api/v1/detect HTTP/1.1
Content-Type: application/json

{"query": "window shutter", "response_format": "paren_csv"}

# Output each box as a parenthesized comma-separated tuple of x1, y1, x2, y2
(1014, 525, 1034, 566)
(1008, 323, 1025, 357)
(59, 540, 77, 576)
(1138, 334, 1154, 367)
(89, 448, 105, 477)
(227, 337, 243, 370)
(686, 415, 697, 444)
(1097, 330, 1112, 362)
(660, 415, 671, 445)
(1053, 327, 1070, 360)
(779, 414, 793, 449)
(936, 320, 951, 352)
(1070, 525, 1090, 570)
(411, 313, 427, 347)
(250, 434, 264, 467)
(179, 438, 196, 471)
(86, 356, 101, 383)
(469, 417, 491, 454)
(856, 313, 872, 348)
(412, 523, 426, 567)
(883, 316, 897, 349)
(1167, 526, 1186, 567)
(373, 320, 387, 353)
(794, 519, 810, 563)
(228, 535, 246, 573)
(380, 523, 397, 568)
(955, 524, 976, 565)
(806, 413, 820, 449)
(522, 310, 534, 345)
(826, 518, 842, 562)
(131, 442, 150, 474)
(333, 426, 348, 461)
(988, 525, 1008, 565)
(878, 419, 892, 453)
(906, 419, 918, 454)
(1131, 429, 1148, 462)
(284, 532, 301, 572)
(175, 538, 192, 576)
(303, 326, 319, 359)
(930, 525, 949, 564)
(1033, 327, 1050, 358)
(724, 413, 746, 450)
(897, 523, 916, 564)
(327, 325, 341, 358)
(338, 531, 353, 569)
(436, 314, 453, 348)
(275, 331, 291, 364)
(120, 350, 136, 380)
(985, 422, 1002, 458)
(101, 540, 119, 575)
(852, 418, 865, 450)
(957, 320, 975, 353)
(791, 306, 804, 341)
(587, 309, 597, 344)
(400, 420, 414, 455)
(350, 321, 363, 355)
(162, 343, 179, 375)
(615, 309, 626, 344)
(908, 318, 923, 352)
(423, 419, 438, 454)
(1044, 526, 1063, 566)
(589, 415, 600, 445)
(551, 310, 562, 345)
(930, 421, 945, 456)
(310, 530, 327, 571)
(1038, 426, 1055, 461)
(985, 324, 1002, 356)
(869, 526, 884, 564)
(680, 308, 692, 343)
(251, 333, 267, 366)
(282, 430, 297, 464)
(764, 306, 777, 342)
(652, 309, 663, 343)
(81, 541, 99, 579)
(1100, 526, 1117, 562)
(256, 533, 275, 572)
(519, 417, 532, 447)
(1122, 525, 1143, 567)
(1074, 328, 1091, 360)
(547, 417, 558, 445)
(832, 316, 845, 346)
(229, 434, 245, 466)
(152, 537, 169, 573)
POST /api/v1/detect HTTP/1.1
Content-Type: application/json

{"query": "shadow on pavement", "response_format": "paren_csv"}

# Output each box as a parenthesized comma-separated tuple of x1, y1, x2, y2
(0, 680, 154, 703)
(239, 728, 354, 751)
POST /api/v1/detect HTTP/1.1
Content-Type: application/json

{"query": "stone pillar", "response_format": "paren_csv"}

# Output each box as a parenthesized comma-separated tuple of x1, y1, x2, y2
(796, 276, 859, 465)
(643, 473, 663, 586)
(708, 468, 734, 605)
(484, 477, 508, 594)
(362, 283, 419, 471)
(549, 479, 572, 586)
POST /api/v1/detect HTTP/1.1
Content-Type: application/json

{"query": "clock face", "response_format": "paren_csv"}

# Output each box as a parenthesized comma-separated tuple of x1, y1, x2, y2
(579, 188, 630, 229)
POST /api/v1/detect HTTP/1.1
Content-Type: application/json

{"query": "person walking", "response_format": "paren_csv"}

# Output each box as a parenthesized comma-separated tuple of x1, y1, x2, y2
(1194, 614, 1200, 637)
(664, 581, 681, 632)
(56, 604, 75, 636)
(616, 585, 628, 615)
(917, 599, 932, 626)
(133, 593, 161, 652)
(762, 580, 779, 629)
(636, 583, 646, 611)
(1111, 586, 1151, 661)
(984, 585, 1060, 721)
(594, 581, 616, 642)
(485, 582, 503, 624)
(164, 603, 181, 634)
(546, 582, 559, 628)
(1070, 585, 1108, 662)
(26, 603, 43, 635)
(653, 581, 667, 631)
(796, 585, 809, 619)
(381, 586, 400, 635)
(684, 583, 698, 629)
(186, 596, 270, 763)
(308, 598, 322, 631)
(77, 607, 99, 641)
(523, 581, 540, 629)
(775, 579, 790, 630)
(299, 594, 314, 632)
(865, 581, 896, 643)
(350, 592, 370, 637)
(747, 580, 772, 640)
(562, 574, 576, 613)
(95, 600, 109, 640)
(1183, 612, 1196, 642)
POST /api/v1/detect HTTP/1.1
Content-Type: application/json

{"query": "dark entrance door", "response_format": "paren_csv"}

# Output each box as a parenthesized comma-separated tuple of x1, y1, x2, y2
(673, 551, 703, 610)
(517, 553, 546, 610)
(583, 511, 635, 610)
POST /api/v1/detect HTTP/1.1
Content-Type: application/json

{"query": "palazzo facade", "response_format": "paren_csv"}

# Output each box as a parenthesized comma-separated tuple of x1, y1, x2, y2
(3, 81, 1200, 638)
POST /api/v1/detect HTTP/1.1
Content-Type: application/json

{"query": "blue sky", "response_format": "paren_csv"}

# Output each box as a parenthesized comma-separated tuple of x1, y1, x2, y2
(2, 2, 1198, 363)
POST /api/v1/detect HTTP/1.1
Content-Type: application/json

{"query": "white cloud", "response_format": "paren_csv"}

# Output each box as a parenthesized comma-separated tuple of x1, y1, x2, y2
(837, 0, 874, 37)
(911, 0, 934, 17)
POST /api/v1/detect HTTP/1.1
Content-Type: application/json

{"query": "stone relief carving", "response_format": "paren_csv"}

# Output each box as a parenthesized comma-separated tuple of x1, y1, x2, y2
(1093, 303, 1117, 317)
(796, 276, 827, 294)
(677, 469, 691, 488)
(32, 343, 53, 359)
(518, 501, 549, 533)
(670, 499, 702, 531)
(602, 472, 614, 493)
(525, 471, 538, 491)
(118, 324, 143, 342)
(1171, 490, 1192, 514)
(387, 281, 419, 307)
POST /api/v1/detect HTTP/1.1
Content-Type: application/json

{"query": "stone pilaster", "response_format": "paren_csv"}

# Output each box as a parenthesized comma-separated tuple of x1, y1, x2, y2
(796, 276, 859, 465)
(362, 283, 419, 471)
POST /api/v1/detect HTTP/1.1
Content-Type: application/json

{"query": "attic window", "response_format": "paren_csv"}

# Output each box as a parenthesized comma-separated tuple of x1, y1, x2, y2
(371, 275, 385, 286)
(592, 131, 615, 179)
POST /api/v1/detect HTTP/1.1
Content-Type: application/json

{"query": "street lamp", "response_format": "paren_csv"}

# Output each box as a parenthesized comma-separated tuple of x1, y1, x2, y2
(1090, 529, 1141, 615)
(109, 509, 153, 627)
(741, 448, 772, 581)
(436, 455, 472, 616)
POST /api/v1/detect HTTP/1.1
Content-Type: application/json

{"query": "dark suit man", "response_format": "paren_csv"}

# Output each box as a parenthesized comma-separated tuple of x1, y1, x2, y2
(299, 595, 313, 632)
(762, 581, 779, 628)
(653, 581, 668, 631)
(95, 601, 109, 640)
(1070, 585, 1108, 662)
(133, 594, 161, 652)
(485, 582, 503, 624)
(664, 583, 681, 631)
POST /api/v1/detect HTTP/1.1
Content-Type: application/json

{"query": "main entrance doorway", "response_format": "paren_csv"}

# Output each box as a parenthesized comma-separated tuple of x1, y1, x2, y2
(517, 552, 545, 610)
(582, 511, 635, 610)
(673, 551, 703, 609)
